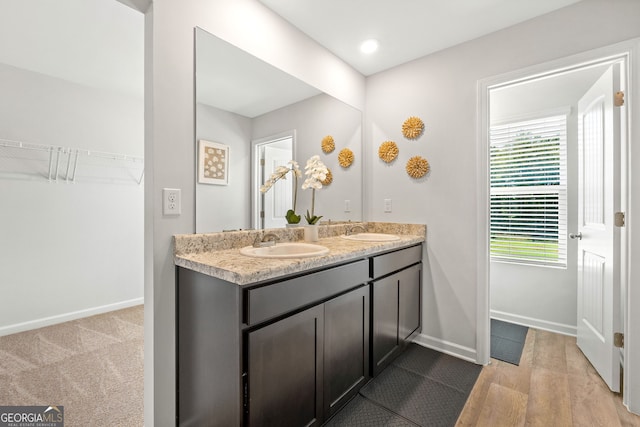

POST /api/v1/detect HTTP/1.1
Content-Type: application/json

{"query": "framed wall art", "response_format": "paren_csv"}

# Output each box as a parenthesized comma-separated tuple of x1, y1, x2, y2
(198, 140, 229, 185)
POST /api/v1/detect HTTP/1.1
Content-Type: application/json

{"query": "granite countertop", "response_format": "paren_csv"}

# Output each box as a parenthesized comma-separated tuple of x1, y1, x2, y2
(174, 222, 426, 286)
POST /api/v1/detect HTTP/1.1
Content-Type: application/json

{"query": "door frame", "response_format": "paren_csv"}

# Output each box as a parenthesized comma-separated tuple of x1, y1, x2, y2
(251, 129, 296, 229)
(476, 39, 638, 411)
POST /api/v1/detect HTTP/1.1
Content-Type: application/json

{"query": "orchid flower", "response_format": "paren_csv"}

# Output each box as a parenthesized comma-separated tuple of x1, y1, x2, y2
(302, 155, 328, 224)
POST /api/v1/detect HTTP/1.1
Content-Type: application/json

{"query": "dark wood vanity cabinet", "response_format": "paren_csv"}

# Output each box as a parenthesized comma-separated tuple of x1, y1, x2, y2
(372, 274, 399, 374)
(398, 263, 421, 341)
(371, 245, 423, 376)
(177, 243, 421, 426)
(323, 285, 370, 417)
(246, 284, 369, 426)
(177, 258, 371, 426)
(246, 304, 324, 427)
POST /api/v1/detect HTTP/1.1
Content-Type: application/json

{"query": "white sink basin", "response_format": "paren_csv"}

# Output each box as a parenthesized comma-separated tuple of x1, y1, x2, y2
(239, 242, 329, 259)
(340, 233, 400, 242)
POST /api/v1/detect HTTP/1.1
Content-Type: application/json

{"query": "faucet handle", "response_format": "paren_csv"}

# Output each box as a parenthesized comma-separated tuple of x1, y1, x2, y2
(346, 224, 367, 235)
(254, 232, 280, 247)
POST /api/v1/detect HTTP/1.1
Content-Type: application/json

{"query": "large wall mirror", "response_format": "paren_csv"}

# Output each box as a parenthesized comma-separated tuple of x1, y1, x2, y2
(195, 27, 363, 233)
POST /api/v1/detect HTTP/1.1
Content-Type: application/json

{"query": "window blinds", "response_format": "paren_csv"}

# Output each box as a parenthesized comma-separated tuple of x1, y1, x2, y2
(490, 115, 567, 267)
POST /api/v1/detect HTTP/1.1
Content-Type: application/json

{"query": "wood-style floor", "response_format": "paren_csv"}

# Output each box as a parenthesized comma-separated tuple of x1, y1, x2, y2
(456, 328, 640, 426)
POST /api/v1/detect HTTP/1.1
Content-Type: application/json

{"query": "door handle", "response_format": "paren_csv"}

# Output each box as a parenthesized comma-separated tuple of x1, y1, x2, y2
(569, 232, 583, 240)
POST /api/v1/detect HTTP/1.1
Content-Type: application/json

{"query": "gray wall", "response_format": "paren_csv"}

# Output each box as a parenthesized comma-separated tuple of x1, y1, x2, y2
(195, 93, 363, 233)
(0, 62, 144, 334)
(252, 93, 363, 224)
(364, 0, 640, 395)
(195, 102, 252, 233)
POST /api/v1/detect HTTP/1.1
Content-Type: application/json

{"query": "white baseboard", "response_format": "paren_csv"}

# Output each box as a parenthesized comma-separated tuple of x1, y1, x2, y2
(0, 297, 144, 337)
(412, 333, 481, 364)
(490, 309, 577, 336)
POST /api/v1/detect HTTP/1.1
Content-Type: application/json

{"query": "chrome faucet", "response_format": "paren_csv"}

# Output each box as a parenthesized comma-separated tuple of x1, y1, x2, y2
(253, 233, 281, 248)
(345, 224, 367, 236)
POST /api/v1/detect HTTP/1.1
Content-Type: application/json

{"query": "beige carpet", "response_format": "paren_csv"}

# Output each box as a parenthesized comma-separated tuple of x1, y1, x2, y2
(0, 305, 144, 426)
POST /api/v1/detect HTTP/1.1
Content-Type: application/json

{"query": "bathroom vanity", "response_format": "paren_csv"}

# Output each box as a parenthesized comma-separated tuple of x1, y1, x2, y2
(174, 223, 425, 426)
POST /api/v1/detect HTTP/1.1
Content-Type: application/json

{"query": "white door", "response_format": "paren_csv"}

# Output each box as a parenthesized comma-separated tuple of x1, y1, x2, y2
(576, 64, 622, 392)
(263, 145, 293, 229)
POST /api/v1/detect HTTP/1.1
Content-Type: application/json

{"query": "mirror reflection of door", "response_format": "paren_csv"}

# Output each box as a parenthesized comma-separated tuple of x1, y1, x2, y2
(255, 134, 294, 229)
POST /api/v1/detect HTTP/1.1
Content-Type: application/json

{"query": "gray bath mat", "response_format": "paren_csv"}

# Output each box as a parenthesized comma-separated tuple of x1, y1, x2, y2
(490, 319, 528, 365)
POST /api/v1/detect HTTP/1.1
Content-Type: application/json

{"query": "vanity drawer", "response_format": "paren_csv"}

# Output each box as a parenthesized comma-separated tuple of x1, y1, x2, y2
(244, 259, 369, 326)
(371, 244, 422, 279)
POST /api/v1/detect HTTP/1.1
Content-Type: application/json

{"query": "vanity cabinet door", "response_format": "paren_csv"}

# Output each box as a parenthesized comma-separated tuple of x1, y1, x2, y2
(246, 305, 324, 427)
(324, 285, 369, 417)
(371, 262, 422, 376)
(372, 274, 400, 376)
(399, 263, 422, 341)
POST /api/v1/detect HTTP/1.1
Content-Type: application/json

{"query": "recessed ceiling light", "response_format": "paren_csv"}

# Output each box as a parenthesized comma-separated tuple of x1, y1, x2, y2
(360, 39, 379, 54)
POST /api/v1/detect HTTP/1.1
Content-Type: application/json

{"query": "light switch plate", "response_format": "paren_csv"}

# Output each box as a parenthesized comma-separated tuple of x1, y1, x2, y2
(384, 199, 392, 213)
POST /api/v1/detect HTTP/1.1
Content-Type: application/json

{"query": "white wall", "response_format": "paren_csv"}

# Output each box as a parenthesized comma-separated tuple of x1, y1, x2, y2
(365, 0, 640, 358)
(195, 103, 252, 233)
(145, 1, 365, 425)
(0, 62, 144, 334)
(252, 93, 363, 223)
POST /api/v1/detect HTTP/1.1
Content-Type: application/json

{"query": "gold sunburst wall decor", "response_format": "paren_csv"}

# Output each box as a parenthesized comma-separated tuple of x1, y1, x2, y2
(406, 156, 430, 179)
(321, 168, 333, 186)
(378, 141, 399, 163)
(338, 148, 354, 168)
(321, 135, 335, 153)
(402, 116, 425, 139)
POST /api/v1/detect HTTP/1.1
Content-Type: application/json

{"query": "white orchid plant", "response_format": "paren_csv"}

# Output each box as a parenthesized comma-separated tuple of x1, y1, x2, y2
(260, 160, 302, 224)
(302, 155, 329, 225)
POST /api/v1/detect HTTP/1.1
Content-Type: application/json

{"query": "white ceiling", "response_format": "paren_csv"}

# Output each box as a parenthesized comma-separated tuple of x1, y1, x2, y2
(259, 0, 582, 76)
(0, 0, 144, 97)
(0, 0, 585, 115)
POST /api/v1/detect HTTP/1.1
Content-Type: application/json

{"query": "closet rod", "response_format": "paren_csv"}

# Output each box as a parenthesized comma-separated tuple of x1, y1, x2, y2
(1, 138, 144, 184)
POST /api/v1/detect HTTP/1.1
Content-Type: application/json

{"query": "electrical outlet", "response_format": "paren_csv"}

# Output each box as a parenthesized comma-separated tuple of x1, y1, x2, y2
(163, 188, 181, 215)
(384, 198, 392, 213)
(344, 199, 351, 212)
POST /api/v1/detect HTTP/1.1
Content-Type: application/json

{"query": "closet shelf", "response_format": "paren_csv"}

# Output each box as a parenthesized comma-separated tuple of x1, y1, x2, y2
(0, 138, 144, 185)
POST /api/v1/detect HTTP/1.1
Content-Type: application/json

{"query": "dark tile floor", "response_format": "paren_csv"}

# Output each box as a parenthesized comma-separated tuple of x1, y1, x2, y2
(325, 344, 482, 427)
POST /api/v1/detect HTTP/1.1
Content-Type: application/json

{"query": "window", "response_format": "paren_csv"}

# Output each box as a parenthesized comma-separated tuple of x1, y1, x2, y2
(490, 114, 567, 267)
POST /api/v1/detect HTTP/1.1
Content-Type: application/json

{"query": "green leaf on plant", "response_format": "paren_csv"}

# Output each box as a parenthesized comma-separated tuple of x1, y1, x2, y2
(286, 209, 301, 224)
(305, 210, 322, 225)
